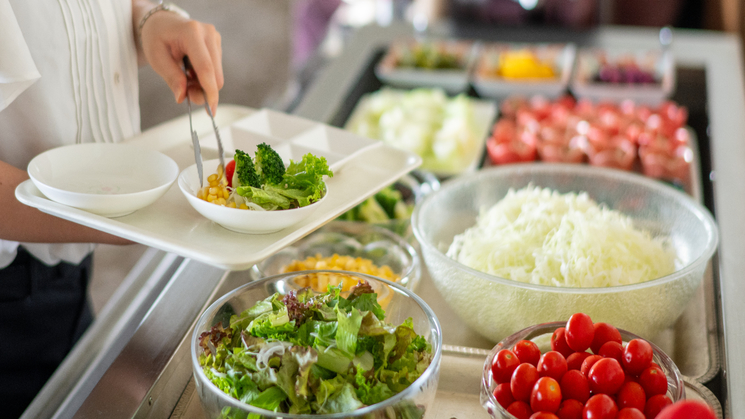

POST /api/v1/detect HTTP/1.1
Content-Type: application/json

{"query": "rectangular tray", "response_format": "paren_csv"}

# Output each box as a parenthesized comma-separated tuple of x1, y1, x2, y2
(169, 345, 721, 419)
(15, 106, 421, 271)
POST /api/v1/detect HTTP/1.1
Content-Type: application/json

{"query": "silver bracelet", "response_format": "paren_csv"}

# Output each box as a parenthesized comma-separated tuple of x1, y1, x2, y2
(137, 2, 190, 42)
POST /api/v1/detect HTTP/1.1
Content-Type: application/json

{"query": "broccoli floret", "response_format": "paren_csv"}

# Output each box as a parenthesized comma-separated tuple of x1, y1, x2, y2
(358, 198, 390, 223)
(374, 187, 404, 219)
(234, 150, 260, 188)
(255, 142, 285, 185)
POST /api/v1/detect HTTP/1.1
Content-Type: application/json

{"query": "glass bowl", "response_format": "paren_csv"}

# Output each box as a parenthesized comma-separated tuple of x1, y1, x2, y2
(251, 221, 422, 292)
(412, 163, 718, 342)
(191, 271, 442, 418)
(480, 322, 685, 419)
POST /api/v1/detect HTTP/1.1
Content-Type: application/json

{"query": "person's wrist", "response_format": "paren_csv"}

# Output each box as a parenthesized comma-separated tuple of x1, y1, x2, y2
(137, 3, 190, 44)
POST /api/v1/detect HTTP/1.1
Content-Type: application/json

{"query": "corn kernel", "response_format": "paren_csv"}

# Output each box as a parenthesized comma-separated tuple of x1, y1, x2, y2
(227, 202, 237, 208)
(239, 204, 248, 210)
(207, 194, 217, 202)
(208, 174, 218, 183)
(222, 189, 230, 199)
(216, 197, 226, 206)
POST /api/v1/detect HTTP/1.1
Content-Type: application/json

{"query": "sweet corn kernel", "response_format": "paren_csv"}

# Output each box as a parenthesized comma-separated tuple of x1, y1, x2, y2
(207, 194, 217, 202)
(208, 174, 218, 183)
(222, 189, 230, 199)
(239, 204, 248, 210)
(227, 202, 237, 208)
(281, 254, 400, 293)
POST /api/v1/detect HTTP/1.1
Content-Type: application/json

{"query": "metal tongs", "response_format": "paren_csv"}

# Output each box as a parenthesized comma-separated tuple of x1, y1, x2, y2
(183, 56, 225, 188)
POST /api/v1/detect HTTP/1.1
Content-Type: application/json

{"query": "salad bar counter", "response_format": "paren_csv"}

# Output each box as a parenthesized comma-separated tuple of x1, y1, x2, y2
(21, 23, 745, 419)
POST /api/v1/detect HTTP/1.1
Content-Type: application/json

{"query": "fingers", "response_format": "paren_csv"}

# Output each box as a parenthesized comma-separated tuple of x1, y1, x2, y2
(181, 21, 222, 114)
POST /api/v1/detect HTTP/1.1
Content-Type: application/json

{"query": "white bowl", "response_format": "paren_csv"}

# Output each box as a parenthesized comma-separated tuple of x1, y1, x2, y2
(27, 143, 178, 217)
(178, 159, 327, 234)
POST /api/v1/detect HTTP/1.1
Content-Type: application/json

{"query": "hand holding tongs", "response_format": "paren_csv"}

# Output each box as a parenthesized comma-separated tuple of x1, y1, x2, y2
(183, 56, 225, 188)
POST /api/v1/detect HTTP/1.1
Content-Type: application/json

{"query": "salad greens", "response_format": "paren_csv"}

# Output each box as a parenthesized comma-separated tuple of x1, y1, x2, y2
(229, 143, 333, 211)
(198, 281, 432, 416)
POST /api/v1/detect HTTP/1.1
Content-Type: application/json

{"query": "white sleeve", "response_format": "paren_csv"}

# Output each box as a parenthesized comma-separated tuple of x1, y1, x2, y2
(0, 0, 41, 112)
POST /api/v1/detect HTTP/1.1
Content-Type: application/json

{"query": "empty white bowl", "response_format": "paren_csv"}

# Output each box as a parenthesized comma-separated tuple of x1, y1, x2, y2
(27, 143, 178, 217)
(178, 159, 327, 234)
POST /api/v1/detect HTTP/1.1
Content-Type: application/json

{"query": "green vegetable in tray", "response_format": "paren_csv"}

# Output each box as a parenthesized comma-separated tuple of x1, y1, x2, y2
(398, 44, 461, 70)
(198, 282, 432, 416)
(339, 186, 413, 224)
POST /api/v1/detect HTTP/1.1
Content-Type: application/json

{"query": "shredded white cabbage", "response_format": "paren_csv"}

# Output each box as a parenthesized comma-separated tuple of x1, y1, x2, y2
(447, 185, 676, 287)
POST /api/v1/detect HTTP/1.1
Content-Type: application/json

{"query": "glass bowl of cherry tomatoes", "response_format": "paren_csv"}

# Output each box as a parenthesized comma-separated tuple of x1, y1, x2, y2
(480, 314, 685, 419)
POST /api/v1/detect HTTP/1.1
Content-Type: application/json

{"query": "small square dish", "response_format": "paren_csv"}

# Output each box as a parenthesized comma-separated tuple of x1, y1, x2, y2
(344, 87, 497, 177)
(570, 47, 675, 105)
(375, 38, 477, 94)
(472, 42, 576, 99)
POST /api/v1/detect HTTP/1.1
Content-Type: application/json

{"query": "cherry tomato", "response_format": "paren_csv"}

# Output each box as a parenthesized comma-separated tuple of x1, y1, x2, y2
(591, 323, 622, 354)
(559, 370, 590, 403)
(617, 407, 646, 419)
(617, 381, 646, 411)
(530, 376, 562, 413)
(224, 159, 236, 188)
(537, 351, 568, 381)
(557, 399, 584, 419)
(551, 328, 574, 358)
(583, 394, 618, 419)
(580, 355, 604, 377)
(494, 382, 515, 409)
(493, 349, 521, 384)
(645, 395, 672, 419)
(507, 400, 534, 419)
(567, 352, 591, 371)
(622, 339, 654, 376)
(655, 400, 717, 419)
(514, 340, 542, 367)
(638, 365, 668, 397)
(565, 313, 595, 352)
(511, 363, 540, 402)
(530, 413, 560, 419)
(598, 341, 624, 364)
(587, 358, 625, 395)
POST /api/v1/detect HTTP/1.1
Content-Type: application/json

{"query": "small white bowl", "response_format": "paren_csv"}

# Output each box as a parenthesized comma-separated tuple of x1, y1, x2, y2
(28, 143, 178, 217)
(178, 159, 327, 234)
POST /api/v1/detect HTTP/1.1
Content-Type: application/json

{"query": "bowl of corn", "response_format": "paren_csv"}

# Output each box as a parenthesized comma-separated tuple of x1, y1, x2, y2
(251, 221, 421, 292)
(178, 159, 327, 234)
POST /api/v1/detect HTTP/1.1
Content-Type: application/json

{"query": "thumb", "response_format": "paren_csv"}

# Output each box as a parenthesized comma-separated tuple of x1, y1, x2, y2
(148, 49, 189, 103)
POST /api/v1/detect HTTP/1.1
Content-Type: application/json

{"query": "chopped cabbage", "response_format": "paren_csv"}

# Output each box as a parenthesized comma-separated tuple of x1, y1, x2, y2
(447, 185, 676, 287)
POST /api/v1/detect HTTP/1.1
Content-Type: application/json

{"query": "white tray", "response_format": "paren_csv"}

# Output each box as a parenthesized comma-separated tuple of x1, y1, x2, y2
(15, 105, 421, 271)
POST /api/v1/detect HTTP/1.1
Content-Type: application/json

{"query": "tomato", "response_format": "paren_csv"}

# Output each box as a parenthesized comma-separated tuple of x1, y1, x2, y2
(587, 358, 625, 395)
(557, 399, 584, 419)
(655, 400, 717, 419)
(565, 313, 595, 352)
(583, 394, 618, 419)
(530, 377, 562, 413)
(492, 349, 521, 384)
(530, 413, 560, 419)
(511, 363, 540, 402)
(487, 138, 538, 165)
(567, 352, 591, 371)
(559, 370, 590, 403)
(514, 340, 542, 367)
(645, 395, 672, 419)
(617, 381, 646, 411)
(638, 365, 668, 397)
(580, 355, 604, 377)
(537, 351, 568, 381)
(224, 159, 236, 188)
(494, 382, 515, 409)
(551, 328, 574, 358)
(617, 407, 646, 419)
(507, 400, 534, 419)
(591, 323, 622, 354)
(598, 341, 624, 364)
(622, 339, 654, 376)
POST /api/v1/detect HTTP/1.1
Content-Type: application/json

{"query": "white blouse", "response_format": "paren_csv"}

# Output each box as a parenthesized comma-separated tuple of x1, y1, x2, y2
(0, 0, 141, 268)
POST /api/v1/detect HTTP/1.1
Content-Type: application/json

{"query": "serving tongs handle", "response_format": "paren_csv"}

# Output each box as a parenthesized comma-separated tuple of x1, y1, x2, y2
(183, 56, 226, 182)
(183, 57, 204, 188)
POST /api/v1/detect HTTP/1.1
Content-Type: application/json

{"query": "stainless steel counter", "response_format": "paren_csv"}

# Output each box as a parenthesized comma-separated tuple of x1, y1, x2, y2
(25, 24, 745, 418)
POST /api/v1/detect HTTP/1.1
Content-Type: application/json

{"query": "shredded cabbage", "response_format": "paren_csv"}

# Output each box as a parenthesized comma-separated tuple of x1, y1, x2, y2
(447, 185, 676, 287)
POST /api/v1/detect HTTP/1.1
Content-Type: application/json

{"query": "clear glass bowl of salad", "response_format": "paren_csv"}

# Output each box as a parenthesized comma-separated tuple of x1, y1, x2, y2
(191, 271, 442, 418)
(412, 163, 718, 343)
(480, 321, 685, 419)
(251, 221, 422, 292)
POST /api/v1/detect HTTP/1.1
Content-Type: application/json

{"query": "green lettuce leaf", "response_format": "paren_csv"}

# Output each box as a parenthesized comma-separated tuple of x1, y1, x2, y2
(335, 306, 363, 357)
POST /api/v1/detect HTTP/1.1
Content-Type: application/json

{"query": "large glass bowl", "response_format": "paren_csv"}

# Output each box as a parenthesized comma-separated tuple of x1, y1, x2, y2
(480, 322, 685, 419)
(251, 221, 422, 292)
(412, 163, 718, 342)
(191, 271, 442, 419)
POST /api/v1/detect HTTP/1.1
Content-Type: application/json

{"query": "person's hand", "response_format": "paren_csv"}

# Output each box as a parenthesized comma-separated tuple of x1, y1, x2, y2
(140, 10, 223, 114)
